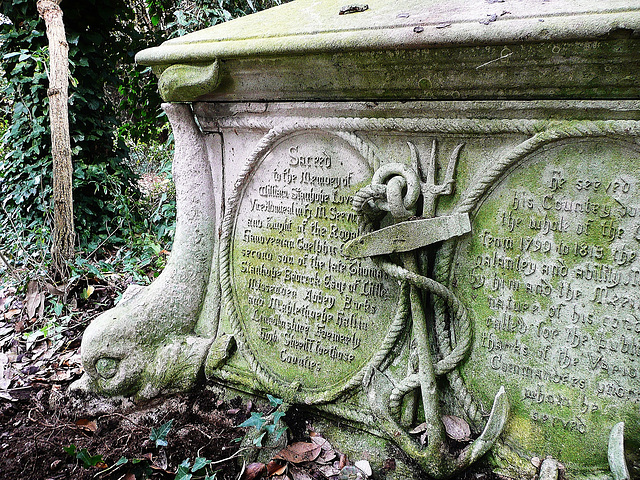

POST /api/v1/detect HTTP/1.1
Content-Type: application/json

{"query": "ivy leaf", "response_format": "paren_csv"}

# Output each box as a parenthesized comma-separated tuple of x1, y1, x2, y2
(253, 432, 266, 447)
(76, 448, 104, 467)
(267, 394, 283, 407)
(191, 457, 211, 472)
(239, 412, 265, 429)
(174, 464, 192, 480)
(63, 445, 77, 456)
(150, 419, 173, 447)
(272, 411, 286, 424)
(62, 444, 104, 468)
(273, 426, 287, 442)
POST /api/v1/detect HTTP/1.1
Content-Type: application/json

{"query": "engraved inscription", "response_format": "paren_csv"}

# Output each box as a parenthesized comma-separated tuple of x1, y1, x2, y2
(231, 133, 398, 390)
(454, 139, 640, 467)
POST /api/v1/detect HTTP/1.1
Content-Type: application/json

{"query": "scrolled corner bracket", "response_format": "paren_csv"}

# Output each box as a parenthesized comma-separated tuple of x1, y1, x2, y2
(158, 60, 220, 102)
(70, 103, 217, 401)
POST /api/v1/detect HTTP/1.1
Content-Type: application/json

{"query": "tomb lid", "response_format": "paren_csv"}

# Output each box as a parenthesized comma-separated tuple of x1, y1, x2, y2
(136, 0, 640, 101)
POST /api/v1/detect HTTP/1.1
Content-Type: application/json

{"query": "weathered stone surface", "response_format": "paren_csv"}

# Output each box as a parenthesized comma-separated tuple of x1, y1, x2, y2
(222, 132, 400, 402)
(72, 103, 217, 400)
(200, 102, 640, 479)
(444, 133, 640, 476)
(136, 0, 640, 101)
(77, 0, 640, 478)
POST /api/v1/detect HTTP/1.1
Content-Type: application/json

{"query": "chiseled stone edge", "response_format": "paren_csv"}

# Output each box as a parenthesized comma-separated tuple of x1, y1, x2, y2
(136, 1, 640, 65)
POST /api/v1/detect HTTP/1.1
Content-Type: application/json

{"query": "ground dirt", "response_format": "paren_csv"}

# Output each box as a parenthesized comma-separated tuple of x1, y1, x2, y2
(0, 275, 505, 480)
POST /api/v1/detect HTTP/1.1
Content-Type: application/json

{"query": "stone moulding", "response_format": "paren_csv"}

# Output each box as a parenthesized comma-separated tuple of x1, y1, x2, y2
(135, 1, 640, 102)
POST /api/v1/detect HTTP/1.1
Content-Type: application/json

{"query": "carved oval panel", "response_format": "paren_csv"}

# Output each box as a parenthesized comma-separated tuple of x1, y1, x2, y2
(450, 137, 640, 473)
(224, 131, 400, 402)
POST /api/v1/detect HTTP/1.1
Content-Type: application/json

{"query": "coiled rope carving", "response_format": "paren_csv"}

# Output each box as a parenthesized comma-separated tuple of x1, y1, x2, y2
(351, 181, 473, 420)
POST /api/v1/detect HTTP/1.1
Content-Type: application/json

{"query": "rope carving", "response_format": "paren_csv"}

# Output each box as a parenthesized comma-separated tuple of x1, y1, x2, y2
(349, 151, 509, 479)
(351, 170, 473, 420)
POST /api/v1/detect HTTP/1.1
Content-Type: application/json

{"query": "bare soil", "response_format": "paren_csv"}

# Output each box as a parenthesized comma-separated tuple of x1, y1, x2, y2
(0, 385, 248, 480)
(0, 276, 502, 480)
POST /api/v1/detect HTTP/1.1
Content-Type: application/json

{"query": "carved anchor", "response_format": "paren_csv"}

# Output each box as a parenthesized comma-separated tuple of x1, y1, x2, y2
(344, 140, 509, 479)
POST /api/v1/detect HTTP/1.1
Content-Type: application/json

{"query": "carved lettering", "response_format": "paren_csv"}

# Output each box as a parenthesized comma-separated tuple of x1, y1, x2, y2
(231, 134, 399, 391)
(455, 139, 640, 451)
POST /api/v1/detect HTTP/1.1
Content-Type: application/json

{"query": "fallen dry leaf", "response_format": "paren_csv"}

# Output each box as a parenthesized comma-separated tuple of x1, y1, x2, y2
(37, 293, 44, 319)
(266, 460, 287, 476)
(45, 282, 66, 296)
(274, 442, 321, 464)
(310, 434, 334, 451)
(76, 418, 98, 433)
(409, 422, 427, 434)
(318, 465, 341, 477)
(355, 460, 372, 477)
(289, 465, 313, 480)
(0, 391, 14, 401)
(25, 281, 42, 320)
(241, 462, 266, 480)
(442, 415, 471, 442)
(13, 319, 24, 333)
(5, 309, 21, 321)
(316, 448, 336, 465)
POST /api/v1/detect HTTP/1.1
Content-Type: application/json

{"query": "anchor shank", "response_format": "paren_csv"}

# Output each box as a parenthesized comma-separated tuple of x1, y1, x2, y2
(402, 251, 446, 448)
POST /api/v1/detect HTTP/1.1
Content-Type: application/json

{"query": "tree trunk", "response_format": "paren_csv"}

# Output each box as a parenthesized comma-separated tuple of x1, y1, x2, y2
(37, 0, 75, 279)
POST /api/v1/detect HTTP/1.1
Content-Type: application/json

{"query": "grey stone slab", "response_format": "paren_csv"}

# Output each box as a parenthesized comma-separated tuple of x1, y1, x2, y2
(136, 1, 640, 101)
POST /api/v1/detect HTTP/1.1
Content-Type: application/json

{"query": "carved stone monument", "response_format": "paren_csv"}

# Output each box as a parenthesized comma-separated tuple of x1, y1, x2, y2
(72, 1, 640, 478)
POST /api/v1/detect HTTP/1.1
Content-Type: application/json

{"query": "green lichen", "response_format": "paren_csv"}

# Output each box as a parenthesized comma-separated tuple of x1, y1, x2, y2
(158, 61, 220, 102)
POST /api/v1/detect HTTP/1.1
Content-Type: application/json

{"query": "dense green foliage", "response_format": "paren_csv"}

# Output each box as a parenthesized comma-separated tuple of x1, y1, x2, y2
(0, 0, 286, 280)
(0, 0, 141, 256)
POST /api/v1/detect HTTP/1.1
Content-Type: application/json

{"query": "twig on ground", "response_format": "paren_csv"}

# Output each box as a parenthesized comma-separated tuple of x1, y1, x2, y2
(208, 446, 253, 465)
(0, 249, 18, 278)
(87, 220, 124, 259)
(98, 411, 146, 430)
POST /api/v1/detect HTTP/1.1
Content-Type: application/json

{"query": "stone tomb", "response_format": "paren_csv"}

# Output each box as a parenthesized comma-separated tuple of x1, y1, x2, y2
(73, 1, 640, 479)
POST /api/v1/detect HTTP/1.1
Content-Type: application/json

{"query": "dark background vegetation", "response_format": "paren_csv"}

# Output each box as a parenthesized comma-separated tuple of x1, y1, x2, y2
(0, 0, 284, 272)
(0, 2, 294, 479)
